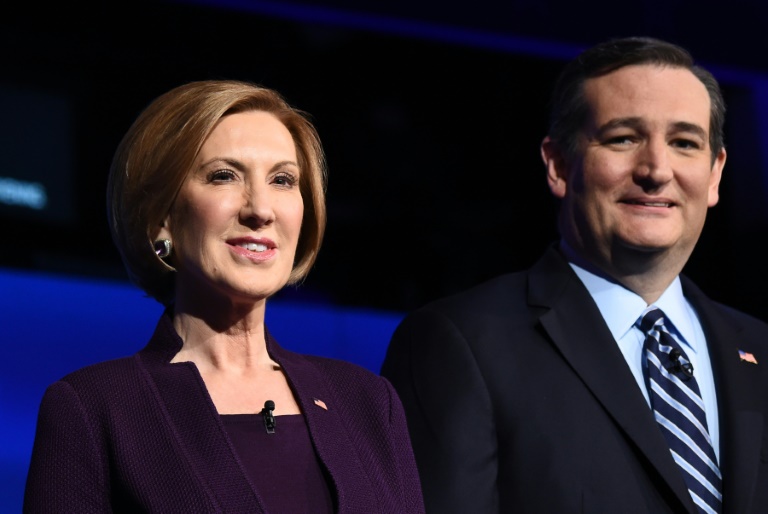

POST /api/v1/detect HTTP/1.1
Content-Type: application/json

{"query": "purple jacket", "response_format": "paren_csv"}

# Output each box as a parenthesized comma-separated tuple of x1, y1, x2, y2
(24, 312, 424, 513)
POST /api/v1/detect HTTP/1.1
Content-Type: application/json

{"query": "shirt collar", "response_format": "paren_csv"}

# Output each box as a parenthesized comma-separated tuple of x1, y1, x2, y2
(562, 242, 699, 354)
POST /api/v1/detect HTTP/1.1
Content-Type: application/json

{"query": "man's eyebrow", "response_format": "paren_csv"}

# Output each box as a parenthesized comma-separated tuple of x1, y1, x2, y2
(594, 117, 644, 136)
(669, 121, 707, 140)
(593, 118, 708, 140)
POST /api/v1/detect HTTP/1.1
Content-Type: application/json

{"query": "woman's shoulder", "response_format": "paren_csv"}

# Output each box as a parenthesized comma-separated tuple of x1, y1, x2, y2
(28, 354, 152, 448)
(268, 333, 384, 386)
(58, 353, 141, 385)
(43, 353, 145, 409)
(284, 351, 395, 403)
(296, 352, 385, 385)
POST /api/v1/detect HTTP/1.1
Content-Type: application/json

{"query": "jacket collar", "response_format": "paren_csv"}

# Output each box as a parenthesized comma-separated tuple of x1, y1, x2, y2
(529, 246, 697, 513)
(138, 310, 378, 512)
(529, 246, 764, 513)
(265, 329, 379, 511)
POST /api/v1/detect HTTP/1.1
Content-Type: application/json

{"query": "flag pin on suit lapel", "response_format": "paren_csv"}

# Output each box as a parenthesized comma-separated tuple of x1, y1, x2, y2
(739, 349, 758, 364)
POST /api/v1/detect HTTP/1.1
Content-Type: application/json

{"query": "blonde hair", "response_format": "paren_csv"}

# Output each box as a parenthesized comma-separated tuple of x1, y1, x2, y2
(107, 80, 327, 305)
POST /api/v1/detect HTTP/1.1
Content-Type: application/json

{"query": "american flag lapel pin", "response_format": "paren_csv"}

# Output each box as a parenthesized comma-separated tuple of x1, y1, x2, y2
(313, 398, 328, 410)
(739, 349, 758, 364)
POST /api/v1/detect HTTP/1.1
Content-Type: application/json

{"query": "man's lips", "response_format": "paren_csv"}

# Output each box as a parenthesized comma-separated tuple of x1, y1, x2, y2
(620, 199, 675, 208)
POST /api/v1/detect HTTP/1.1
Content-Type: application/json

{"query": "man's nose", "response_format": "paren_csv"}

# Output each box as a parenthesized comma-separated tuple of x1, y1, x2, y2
(634, 138, 673, 187)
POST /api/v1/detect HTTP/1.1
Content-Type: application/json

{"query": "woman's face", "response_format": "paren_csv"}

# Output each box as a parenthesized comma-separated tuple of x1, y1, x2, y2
(162, 110, 304, 304)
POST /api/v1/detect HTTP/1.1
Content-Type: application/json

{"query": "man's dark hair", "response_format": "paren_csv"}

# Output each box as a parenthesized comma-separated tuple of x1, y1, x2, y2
(547, 36, 725, 161)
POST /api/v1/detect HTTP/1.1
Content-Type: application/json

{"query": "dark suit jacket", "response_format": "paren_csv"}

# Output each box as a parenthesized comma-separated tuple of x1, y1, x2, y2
(381, 246, 768, 513)
(24, 312, 424, 513)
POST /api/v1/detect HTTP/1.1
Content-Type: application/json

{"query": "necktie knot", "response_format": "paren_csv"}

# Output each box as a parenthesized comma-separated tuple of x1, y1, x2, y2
(639, 306, 694, 380)
(638, 306, 666, 334)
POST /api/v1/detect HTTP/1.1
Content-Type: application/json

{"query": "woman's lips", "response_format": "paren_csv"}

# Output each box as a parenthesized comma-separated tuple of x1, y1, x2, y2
(227, 238, 277, 261)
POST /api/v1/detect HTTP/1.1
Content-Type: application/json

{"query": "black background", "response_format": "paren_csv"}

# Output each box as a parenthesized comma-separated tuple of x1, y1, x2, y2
(3, 1, 768, 319)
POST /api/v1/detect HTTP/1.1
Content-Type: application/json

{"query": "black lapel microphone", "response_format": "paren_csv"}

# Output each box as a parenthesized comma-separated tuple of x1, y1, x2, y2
(668, 348, 694, 380)
(262, 400, 276, 434)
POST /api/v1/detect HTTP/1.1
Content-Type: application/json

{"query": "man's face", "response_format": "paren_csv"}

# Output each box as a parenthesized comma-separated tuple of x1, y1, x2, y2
(544, 64, 726, 271)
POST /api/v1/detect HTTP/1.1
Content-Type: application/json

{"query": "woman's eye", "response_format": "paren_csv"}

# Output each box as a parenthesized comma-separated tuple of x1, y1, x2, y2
(207, 169, 236, 182)
(273, 173, 298, 187)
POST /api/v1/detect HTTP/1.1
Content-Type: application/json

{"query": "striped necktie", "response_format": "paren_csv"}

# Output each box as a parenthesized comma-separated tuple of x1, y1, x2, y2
(638, 306, 722, 514)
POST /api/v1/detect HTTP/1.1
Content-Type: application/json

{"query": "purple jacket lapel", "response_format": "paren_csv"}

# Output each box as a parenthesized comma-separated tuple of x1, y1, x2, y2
(266, 328, 379, 511)
(139, 316, 268, 512)
(138, 313, 383, 513)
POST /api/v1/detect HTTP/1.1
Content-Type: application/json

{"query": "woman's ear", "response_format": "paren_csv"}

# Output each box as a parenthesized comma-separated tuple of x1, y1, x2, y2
(151, 215, 175, 264)
(541, 136, 568, 199)
(152, 215, 172, 243)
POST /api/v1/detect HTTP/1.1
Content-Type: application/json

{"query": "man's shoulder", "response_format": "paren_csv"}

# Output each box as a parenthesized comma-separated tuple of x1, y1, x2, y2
(710, 300, 768, 336)
(682, 274, 768, 341)
(416, 246, 572, 315)
(420, 270, 530, 315)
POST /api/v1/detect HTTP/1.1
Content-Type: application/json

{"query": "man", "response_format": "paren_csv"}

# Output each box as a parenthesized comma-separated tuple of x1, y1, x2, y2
(381, 37, 768, 513)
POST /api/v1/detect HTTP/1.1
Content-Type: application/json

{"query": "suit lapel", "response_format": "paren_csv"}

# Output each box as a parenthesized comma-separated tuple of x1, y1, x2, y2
(529, 248, 697, 513)
(681, 278, 764, 514)
(140, 314, 381, 513)
(267, 330, 379, 513)
(138, 315, 266, 512)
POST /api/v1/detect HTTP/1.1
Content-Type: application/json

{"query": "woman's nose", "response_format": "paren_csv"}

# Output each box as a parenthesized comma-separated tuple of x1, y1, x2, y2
(240, 184, 275, 226)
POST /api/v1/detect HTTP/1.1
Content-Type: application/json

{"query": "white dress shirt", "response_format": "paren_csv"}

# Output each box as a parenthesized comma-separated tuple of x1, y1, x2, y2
(565, 251, 720, 459)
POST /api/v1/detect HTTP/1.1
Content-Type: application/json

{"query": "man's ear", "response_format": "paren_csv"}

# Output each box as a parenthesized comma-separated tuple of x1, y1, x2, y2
(541, 136, 568, 199)
(707, 147, 726, 207)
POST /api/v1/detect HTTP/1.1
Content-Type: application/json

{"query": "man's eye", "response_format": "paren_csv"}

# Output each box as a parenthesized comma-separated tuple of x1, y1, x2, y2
(605, 136, 634, 145)
(672, 139, 701, 150)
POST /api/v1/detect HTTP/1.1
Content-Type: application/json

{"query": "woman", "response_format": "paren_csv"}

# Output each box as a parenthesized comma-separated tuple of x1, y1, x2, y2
(24, 80, 424, 513)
